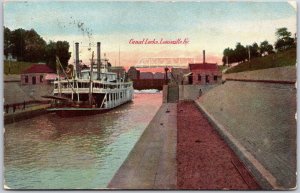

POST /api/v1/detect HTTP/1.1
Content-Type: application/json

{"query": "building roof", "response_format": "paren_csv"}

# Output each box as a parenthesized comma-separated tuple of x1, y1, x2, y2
(136, 67, 170, 73)
(189, 63, 218, 71)
(22, 64, 55, 74)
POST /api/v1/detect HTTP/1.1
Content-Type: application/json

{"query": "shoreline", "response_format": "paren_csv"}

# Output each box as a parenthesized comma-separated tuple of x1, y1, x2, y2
(4, 104, 51, 125)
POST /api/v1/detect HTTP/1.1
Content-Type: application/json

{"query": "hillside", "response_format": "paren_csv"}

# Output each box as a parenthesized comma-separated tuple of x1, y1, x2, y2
(225, 48, 296, 74)
(3, 61, 33, 74)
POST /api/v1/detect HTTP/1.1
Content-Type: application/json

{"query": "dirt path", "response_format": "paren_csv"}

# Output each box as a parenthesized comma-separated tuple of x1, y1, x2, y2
(177, 101, 261, 190)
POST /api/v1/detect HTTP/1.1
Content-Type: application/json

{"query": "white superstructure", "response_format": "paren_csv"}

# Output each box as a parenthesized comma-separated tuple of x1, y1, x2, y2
(47, 42, 133, 115)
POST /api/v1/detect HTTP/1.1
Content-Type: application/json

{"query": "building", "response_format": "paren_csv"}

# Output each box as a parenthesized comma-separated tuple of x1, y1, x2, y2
(140, 72, 154, 79)
(128, 67, 140, 80)
(153, 72, 165, 79)
(127, 66, 169, 90)
(186, 50, 222, 85)
(21, 64, 56, 85)
(188, 63, 221, 85)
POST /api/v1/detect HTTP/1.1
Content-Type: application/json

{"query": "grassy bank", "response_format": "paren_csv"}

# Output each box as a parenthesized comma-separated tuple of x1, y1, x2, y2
(225, 48, 296, 74)
(3, 61, 33, 74)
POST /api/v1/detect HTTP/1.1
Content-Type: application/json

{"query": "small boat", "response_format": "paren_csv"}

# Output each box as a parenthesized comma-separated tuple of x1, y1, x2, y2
(44, 42, 134, 117)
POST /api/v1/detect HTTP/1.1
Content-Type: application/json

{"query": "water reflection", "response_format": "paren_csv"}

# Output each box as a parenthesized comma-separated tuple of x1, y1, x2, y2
(4, 93, 162, 189)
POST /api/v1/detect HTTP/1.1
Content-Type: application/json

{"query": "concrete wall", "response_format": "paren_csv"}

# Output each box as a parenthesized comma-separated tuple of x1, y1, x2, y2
(4, 82, 53, 105)
(178, 84, 218, 101)
(4, 75, 20, 82)
(162, 85, 168, 103)
(223, 66, 296, 83)
(196, 80, 296, 188)
(132, 79, 165, 90)
(4, 104, 50, 124)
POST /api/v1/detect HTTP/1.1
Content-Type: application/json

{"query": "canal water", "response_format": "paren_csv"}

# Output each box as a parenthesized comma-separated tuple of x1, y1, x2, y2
(4, 93, 162, 189)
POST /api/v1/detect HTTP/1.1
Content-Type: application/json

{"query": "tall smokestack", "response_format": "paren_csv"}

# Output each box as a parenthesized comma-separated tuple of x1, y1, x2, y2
(203, 50, 205, 64)
(97, 42, 101, 79)
(75, 42, 80, 77)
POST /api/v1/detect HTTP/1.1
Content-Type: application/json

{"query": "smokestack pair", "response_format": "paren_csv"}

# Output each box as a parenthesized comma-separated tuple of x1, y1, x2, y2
(75, 42, 101, 79)
(203, 50, 205, 64)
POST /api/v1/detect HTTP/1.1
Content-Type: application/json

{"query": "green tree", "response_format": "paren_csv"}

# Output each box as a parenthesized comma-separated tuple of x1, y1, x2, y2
(45, 41, 71, 70)
(260, 40, 274, 55)
(10, 28, 26, 60)
(275, 27, 295, 51)
(4, 27, 11, 57)
(234, 43, 247, 63)
(249, 42, 260, 58)
(56, 41, 71, 68)
(276, 27, 291, 40)
(4, 27, 71, 68)
(222, 47, 235, 65)
(23, 29, 46, 62)
(45, 41, 57, 69)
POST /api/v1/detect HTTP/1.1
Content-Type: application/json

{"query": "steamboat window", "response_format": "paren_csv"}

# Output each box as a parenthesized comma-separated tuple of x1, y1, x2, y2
(25, 75, 28, 83)
(214, 76, 217, 81)
(40, 75, 43, 83)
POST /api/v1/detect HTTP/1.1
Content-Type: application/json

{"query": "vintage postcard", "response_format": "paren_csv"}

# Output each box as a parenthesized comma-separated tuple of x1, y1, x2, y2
(3, 1, 297, 190)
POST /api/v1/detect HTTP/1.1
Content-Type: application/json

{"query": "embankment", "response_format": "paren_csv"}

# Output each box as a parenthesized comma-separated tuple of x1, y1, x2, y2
(195, 66, 296, 189)
(4, 75, 53, 105)
(178, 84, 217, 100)
(223, 66, 296, 83)
(4, 104, 50, 124)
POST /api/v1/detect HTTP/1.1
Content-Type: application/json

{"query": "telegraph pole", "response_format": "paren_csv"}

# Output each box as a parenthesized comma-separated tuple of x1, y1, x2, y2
(226, 56, 229, 67)
(248, 46, 251, 69)
(248, 46, 251, 62)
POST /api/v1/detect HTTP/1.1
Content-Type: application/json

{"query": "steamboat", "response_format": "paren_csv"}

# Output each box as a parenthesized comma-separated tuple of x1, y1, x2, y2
(44, 42, 134, 117)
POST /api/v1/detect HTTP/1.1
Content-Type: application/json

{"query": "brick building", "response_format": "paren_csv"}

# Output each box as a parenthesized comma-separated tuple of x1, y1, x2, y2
(188, 63, 222, 85)
(128, 67, 140, 80)
(21, 64, 56, 85)
(127, 67, 170, 90)
(185, 50, 222, 85)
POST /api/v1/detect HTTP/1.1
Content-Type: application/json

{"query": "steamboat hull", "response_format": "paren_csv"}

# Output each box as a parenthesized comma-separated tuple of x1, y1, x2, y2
(48, 108, 108, 117)
(47, 101, 132, 117)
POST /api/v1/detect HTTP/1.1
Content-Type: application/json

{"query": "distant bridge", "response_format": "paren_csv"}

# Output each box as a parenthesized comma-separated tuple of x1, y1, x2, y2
(135, 57, 195, 68)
